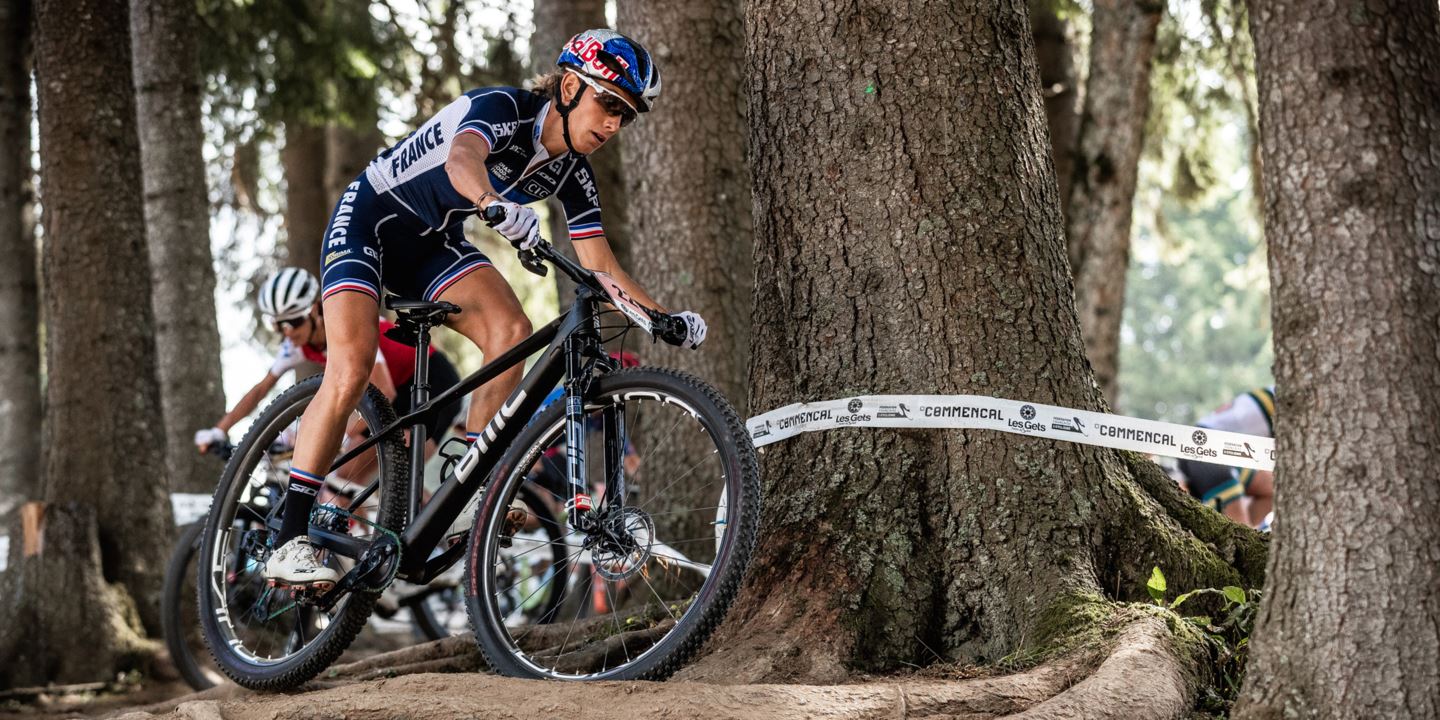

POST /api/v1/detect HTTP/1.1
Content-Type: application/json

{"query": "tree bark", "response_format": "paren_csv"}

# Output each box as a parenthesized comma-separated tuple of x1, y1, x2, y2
(616, 1, 754, 408)
(1235, 1, 1440, 717)
(0, 0, 172, 684)
(130, 0, 227, 494)
(684, 0, 1264, 686)
(530, 0, 629, 302)
(325, 119, 383, 205)
(0, 0, 40, 524)
(282, 120, 329, 274)
(0, 503, 159, 687)
(324, 1, 384, 205)
(1066, 0, 1163, 408)
(1030, 0, 1080, 220)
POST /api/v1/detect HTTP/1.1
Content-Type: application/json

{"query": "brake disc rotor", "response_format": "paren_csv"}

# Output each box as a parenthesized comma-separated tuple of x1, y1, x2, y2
(591, 506, 654, 581)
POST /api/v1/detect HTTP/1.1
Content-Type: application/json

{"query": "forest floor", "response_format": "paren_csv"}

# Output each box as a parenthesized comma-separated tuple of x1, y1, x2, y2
(0, 614, 1197, 720)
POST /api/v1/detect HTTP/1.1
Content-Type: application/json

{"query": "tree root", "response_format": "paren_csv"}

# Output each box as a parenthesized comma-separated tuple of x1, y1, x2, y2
(1007, 615, 1200, 719)
(1120, 451, 1268, 586)
(321, 635, 478, 681)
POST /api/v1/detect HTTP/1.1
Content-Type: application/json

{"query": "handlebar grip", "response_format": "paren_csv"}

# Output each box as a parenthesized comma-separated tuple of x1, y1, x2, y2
(650, 310, 689, 347)
(481, 204, 506, 225)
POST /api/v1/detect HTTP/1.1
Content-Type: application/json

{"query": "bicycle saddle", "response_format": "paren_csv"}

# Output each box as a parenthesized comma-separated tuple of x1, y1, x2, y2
(385, 296, 461, 316)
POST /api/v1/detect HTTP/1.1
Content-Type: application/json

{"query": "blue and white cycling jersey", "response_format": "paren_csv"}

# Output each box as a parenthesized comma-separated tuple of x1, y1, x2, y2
(364, 87, 606, 241)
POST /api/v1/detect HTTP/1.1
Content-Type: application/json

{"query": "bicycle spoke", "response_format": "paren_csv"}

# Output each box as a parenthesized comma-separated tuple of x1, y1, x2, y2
(602, 578, 630, 672)
(638, 452, 715, 509)
(635, 566, 680, 623)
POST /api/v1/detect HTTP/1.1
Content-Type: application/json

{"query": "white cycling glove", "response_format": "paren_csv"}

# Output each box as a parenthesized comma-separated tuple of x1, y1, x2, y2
(486, 200, 541, 250)
(674, 311, 707, 349)
(194, 427, 227, 451)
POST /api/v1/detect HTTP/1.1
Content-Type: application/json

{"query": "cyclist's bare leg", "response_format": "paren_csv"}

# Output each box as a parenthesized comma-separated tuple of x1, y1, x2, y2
(436, 267, 532, 438)
(278, 291, 380, 543)
(1247, 470, 1274, 527)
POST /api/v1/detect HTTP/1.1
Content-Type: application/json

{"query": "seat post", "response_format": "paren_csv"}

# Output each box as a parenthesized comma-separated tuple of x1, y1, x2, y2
(406, 324, 432, 518)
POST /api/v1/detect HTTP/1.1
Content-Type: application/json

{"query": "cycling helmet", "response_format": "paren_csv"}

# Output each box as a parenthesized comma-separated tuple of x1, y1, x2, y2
(553, 30, 661, 155)
(557, 29, 661, 112)
(258, 267, 319, 320)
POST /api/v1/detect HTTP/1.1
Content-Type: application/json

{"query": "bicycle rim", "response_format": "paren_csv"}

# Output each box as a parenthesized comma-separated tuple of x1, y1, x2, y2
(199, 380, 403, 673)
(468, 370, 757, 680)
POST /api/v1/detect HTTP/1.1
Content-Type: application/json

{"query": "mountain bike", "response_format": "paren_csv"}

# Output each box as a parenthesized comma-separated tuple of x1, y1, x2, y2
(195, 208, 761, 689)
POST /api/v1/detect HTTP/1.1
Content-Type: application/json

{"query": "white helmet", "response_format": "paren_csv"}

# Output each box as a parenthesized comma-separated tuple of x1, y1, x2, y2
(258, 267, 319, 320)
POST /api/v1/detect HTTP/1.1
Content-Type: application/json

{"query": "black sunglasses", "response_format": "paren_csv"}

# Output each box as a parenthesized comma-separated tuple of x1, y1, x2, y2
(594, 92, 637, 127)
(573, 72, 638, 127)
(275, 316, 308, 332)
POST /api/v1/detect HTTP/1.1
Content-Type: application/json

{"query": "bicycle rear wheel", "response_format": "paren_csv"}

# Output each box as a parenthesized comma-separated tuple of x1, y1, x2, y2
(196, 375, 410, 690)
(464, 368, 761, 680)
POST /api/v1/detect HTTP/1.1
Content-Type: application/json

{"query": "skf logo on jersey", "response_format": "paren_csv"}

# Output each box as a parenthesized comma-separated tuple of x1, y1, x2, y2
(575, 167, 598, 206)
(492, 121, 519, 139)
(568, 35, 630, 82)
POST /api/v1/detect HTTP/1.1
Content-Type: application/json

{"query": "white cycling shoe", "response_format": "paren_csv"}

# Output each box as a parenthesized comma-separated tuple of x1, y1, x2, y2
(263, 537, 340, 589)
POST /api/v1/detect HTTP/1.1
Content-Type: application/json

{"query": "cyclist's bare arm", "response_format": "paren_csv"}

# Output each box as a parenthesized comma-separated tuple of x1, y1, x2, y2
(449, 132, 669, 315)
(572, 237, 668, 312)
(216, 372, 281, 433)
(445, 132, 502, 206)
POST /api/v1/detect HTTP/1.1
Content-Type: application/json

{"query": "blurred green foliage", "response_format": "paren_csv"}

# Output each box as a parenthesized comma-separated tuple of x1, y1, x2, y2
(1119, 0, 1273, 422)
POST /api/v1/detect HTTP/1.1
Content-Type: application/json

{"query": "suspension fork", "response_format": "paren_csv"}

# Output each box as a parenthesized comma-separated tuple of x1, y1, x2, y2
(601, 405, 627, 507)
(560, 298, 629, 530)
(562, 330, 595, 528)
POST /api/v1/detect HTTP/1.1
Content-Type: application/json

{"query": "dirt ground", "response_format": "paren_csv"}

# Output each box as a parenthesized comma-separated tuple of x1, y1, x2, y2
(0, 616, 1194, 720)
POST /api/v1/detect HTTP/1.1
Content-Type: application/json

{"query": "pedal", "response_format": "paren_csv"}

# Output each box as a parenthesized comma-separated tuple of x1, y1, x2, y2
(267, 579, 335, 594)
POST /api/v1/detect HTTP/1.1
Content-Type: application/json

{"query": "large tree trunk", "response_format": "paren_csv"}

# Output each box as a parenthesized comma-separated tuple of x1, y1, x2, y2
(131, 0, 227, 494)
(530, 0, 629, 302)
(282, 120, 328, 274)
(684, 0, 1265, 695)
(324, 1, 384, 205)
(1066, 0, 1162, 408)
(616, 1, 753, 407)
(0, 0, 171, 686)
(325, 118, 383, 205)
(1030, 0, 1080, 220)
(0, 0, 39, 525)
(1235, 1, 1440, 717)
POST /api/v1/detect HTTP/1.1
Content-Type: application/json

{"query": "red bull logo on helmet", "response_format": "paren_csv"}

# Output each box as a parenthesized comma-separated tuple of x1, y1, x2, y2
(567, 32, 631, 82)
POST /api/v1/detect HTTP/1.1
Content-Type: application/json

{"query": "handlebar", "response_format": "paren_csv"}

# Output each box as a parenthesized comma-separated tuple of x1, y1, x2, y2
(205, 439, 236, 461)
(480, 204, 689, 347)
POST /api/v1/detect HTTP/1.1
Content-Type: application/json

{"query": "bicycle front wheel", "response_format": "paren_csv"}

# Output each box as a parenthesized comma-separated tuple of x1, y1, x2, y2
(412, 485, 568, 641)
(464, 368, 761, 680)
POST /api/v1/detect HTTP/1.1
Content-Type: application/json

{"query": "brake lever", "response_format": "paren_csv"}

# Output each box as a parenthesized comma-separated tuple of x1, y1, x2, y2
(647, 308, 688, 347)
(519, 249, 548, 277)
(481, 204, 550, 277)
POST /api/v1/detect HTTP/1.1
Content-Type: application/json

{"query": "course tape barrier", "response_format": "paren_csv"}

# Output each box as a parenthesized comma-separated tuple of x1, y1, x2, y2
(172, 493, 212, 526)
(746, 394, 1275, 472)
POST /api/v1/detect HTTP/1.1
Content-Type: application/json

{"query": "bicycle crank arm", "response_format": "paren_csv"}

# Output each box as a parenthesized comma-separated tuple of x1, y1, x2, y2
(312, 536, 401, 610)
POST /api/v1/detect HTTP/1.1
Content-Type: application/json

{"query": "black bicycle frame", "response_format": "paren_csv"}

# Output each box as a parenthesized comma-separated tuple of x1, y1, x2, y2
(313, 281, 615, 582)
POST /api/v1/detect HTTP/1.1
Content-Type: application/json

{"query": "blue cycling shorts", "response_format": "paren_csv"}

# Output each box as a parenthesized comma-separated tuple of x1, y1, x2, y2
(319, 174, 491, 303)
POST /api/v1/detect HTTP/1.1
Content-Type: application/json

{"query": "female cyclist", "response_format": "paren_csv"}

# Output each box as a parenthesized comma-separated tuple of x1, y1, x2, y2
(261, 30, 706, 587)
